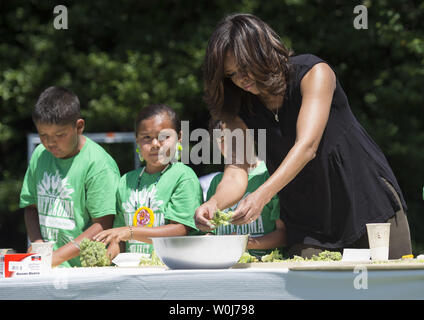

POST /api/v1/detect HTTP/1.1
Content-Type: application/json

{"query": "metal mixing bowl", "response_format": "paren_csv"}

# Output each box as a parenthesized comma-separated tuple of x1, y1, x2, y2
(151, 234, 248, 269)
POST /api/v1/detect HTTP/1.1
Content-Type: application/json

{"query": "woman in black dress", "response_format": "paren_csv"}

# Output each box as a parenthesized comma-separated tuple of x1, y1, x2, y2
(195, 13, 412, 259)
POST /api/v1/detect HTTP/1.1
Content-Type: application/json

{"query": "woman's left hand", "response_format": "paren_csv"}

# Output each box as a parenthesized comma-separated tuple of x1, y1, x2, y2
(231, 189, 269, 225)
(93, 227, 130, 245)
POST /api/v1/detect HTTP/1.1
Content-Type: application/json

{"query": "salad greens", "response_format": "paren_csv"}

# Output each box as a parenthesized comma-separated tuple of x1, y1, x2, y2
(237, 249, 342, 263)
(211, 209, 234, 227)
(139, 250, 164, 266)
(238, 251, 259, 263)
(79, 238, 111, 267)
(261, 249, 284, 262)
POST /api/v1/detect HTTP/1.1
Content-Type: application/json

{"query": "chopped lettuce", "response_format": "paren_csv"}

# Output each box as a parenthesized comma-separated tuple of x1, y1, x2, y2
(261, 249, 283, 262)
(211, 209, 234, 227)
(237, 249, 342, 264)
(238, 251, 259, 263)
(139, 250, 164, 266)
(79, 238, 111, 267)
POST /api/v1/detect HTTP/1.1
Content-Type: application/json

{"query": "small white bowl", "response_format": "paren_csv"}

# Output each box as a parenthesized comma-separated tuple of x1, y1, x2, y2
(112, 252, 150, 267)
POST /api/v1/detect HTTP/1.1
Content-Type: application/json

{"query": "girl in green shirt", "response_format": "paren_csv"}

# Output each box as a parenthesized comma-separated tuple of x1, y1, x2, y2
(94, 104, 202, 258)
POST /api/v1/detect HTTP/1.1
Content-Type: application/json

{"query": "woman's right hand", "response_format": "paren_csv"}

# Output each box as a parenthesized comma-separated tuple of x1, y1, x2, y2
(194, 199, 218, 232)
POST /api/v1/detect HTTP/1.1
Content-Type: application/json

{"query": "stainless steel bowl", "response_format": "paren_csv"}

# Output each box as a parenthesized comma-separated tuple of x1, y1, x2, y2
(151, 234, 248, 269)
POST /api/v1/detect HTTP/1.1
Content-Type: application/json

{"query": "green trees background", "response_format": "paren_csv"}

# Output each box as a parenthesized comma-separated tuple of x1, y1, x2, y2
(1, 0, 423, 253)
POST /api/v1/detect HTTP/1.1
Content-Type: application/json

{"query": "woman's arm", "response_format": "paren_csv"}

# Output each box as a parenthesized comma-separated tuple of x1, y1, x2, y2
(194, 116, 252, 231)
(232, 63, 336, 225)
(209, 165, 249, 211)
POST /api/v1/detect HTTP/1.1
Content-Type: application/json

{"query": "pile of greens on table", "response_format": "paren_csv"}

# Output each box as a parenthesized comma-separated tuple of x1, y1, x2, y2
(238, 249, 342, 263)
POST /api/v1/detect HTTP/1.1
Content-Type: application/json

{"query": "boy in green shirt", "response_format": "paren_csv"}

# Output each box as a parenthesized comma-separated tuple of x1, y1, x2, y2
(19, 86, 120, 267)
(207, 120, 286, 257)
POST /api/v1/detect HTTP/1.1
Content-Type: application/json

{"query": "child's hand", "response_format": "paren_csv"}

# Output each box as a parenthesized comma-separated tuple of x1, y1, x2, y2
(106, 241, 121, 260)
(93, 227, 131, 245)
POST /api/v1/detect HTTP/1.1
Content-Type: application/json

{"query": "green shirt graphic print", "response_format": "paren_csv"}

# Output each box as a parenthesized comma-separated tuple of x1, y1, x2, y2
(114, 162, 202, 254)
(19, 137, 120, 267)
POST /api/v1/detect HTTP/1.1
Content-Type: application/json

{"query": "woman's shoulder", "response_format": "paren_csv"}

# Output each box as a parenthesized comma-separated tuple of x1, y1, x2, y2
(289, 53, 326, 67)
(288, 53, 334, 85)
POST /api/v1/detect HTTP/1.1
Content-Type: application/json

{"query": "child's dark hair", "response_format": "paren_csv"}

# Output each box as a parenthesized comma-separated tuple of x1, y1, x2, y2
(135, 104, 180, 134)
(32, 86, 81, 125)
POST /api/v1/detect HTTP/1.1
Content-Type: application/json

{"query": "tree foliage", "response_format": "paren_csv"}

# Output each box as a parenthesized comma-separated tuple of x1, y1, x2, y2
(0, 0, 423, 252)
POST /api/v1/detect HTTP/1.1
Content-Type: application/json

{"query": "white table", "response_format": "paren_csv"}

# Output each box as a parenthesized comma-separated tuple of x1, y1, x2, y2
(1, 262, 424, 300)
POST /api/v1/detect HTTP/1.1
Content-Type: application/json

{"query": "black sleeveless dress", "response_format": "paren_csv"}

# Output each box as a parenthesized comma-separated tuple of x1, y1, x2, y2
(238, 54, 407, 249)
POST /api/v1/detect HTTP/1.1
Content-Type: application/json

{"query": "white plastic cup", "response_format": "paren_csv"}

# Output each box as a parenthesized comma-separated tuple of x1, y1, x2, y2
(31, 242, 54, 273)
(366, 223, 390, 261)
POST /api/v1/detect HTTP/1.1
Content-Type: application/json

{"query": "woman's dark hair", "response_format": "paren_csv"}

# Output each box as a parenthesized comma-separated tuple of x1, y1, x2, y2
(135, 104, 180, 134)
(32, 86, 81, 125)
(203, 13, 292, 121)
(208, 117, 223, 135)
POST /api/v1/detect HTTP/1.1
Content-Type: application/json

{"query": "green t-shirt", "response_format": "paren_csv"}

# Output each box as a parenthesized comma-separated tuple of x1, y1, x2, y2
(114, 162, 202, 254)
(19, 137, 120, 267)
(206, 161, 280, 257)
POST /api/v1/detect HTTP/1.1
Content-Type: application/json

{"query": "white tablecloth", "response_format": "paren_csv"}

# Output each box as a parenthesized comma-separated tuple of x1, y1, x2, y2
(1, 265, 424, 300)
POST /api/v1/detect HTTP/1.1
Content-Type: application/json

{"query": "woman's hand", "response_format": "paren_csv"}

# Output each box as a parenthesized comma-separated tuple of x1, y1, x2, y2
(194, 199, 218, 232)
(93, 227, 131, 245)
(231, 189, 270, 225)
